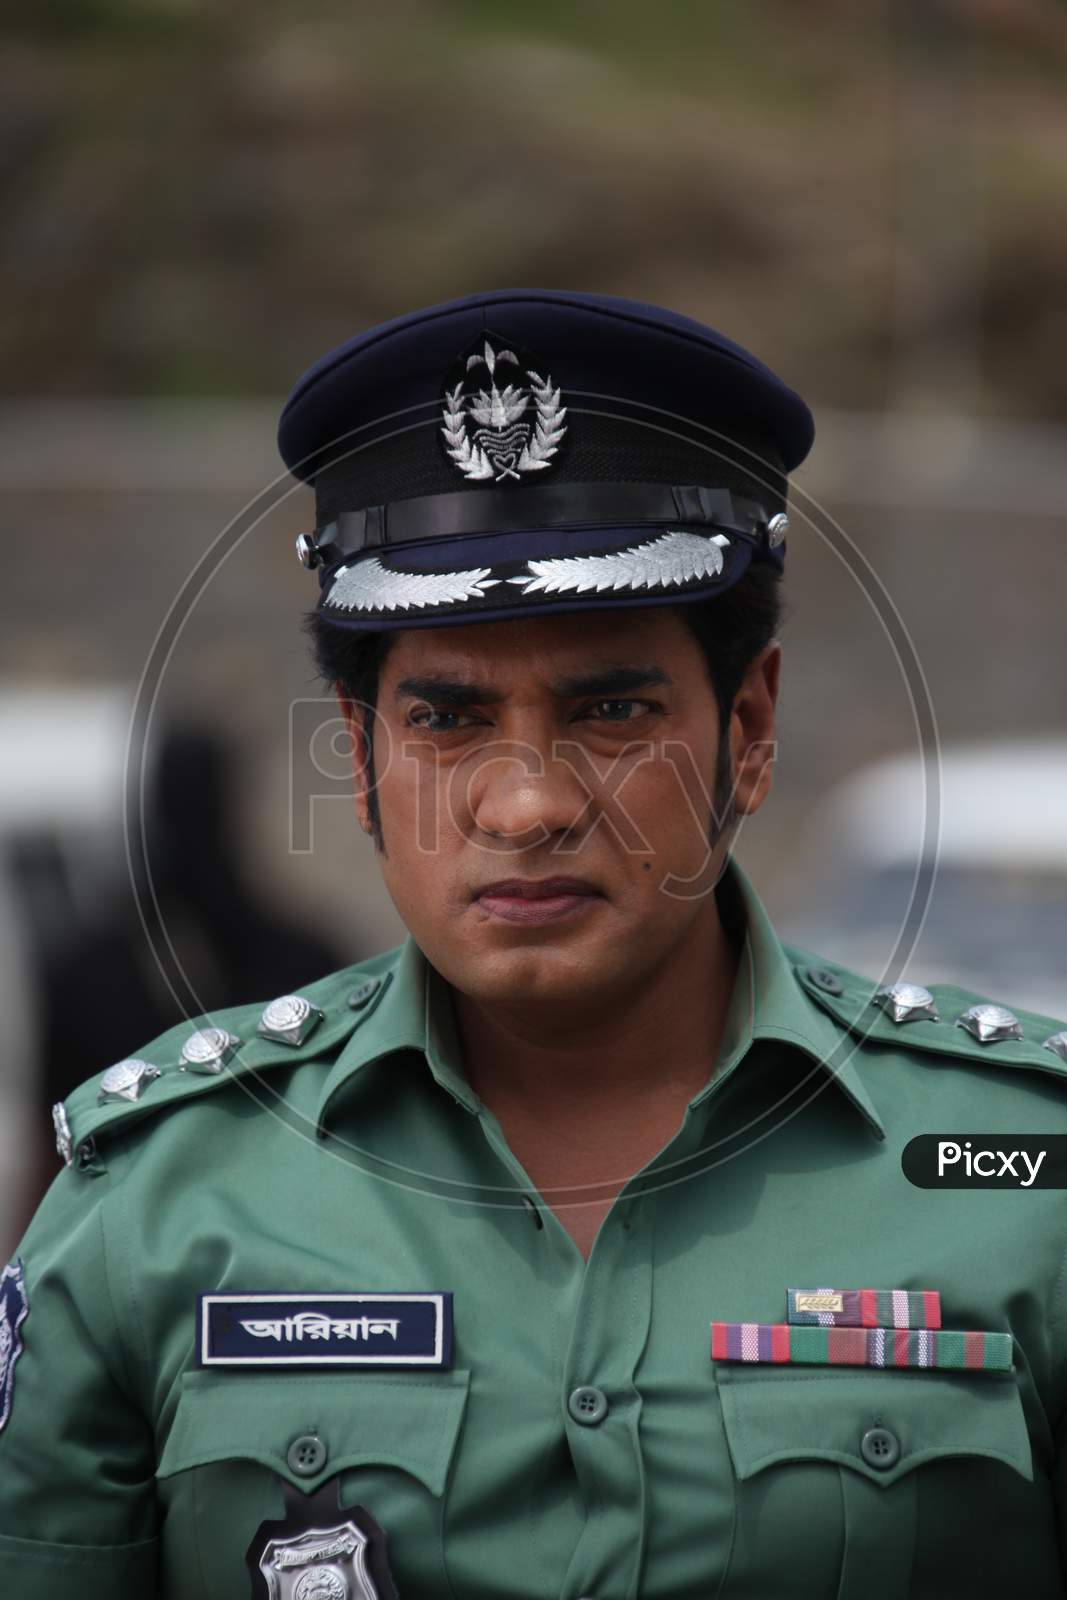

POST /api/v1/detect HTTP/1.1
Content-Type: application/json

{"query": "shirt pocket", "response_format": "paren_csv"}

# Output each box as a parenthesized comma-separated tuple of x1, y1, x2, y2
(156, 1368, 469, 1600)
(714, 1364, 1052, 1600)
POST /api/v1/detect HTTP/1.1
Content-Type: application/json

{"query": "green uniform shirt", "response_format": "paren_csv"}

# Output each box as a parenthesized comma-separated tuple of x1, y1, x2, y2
(3, 855, 1067, 1598)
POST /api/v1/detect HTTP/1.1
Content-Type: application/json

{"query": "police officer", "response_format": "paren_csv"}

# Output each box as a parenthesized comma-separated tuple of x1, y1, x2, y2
(2, 288, 1067, 1598)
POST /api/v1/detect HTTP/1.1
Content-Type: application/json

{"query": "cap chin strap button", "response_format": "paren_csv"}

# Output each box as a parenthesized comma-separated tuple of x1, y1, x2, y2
(766, 512, 790, 548)
(296, 531, 323, 569)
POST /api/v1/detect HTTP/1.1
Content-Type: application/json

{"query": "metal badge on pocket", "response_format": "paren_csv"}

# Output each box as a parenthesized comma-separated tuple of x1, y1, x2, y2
(247, 1479, 399, 1600)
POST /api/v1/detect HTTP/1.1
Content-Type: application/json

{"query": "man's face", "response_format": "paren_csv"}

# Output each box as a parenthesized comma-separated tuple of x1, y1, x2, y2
(341, 607, 778, 1012)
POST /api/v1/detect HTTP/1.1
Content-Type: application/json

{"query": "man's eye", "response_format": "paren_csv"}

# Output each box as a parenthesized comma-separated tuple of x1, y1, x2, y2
(408, 708, 477, 731)
(584, 699, 655, 722)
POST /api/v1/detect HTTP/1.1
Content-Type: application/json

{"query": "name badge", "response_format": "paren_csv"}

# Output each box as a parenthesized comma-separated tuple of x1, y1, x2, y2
(198, 1292, 452, 1368)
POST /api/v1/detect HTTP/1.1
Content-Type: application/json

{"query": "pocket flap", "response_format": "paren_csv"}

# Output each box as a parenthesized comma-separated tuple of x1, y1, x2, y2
(716, 1365, 1033, 1489)
(157, 1368, 469, 1495)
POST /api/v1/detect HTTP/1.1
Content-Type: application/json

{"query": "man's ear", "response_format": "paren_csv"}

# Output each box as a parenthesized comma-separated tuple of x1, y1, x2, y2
(334, 686, 373, 834)
(728, 640, 780, 817)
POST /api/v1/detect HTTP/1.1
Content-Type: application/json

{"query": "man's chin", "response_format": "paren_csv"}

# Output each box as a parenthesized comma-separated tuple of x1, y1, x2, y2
(450, 935, 637, 1011)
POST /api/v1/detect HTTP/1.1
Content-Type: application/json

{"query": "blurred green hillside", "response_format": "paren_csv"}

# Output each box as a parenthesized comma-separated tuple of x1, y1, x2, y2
(3, 0, 1066, 415)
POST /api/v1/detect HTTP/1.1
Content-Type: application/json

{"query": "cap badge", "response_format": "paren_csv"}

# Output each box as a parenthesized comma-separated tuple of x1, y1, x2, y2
(442, 338, 566, 484)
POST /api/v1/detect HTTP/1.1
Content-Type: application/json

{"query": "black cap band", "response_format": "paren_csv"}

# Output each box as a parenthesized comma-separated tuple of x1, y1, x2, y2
(306, 480, 775, 575)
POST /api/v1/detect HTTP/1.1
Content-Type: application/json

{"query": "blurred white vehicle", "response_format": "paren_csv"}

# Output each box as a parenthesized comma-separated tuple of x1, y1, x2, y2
(779, 738, 1067, 1018)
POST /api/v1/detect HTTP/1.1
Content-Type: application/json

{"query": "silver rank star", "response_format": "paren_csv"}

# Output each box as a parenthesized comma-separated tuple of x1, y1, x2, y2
(180, 1027, 241, 1075)
(872, 981, 940, 1024)
(52, 1102, 73, 1166)
(257, 994, 324, 1048)
(98, 1058, 162, 1105)
(955, 1003, 1024, 1044)
(1042, 1030, 1067, 1063)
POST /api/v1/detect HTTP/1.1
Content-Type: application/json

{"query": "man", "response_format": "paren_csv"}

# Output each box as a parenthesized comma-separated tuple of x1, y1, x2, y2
(2, 288, 1066, 1598)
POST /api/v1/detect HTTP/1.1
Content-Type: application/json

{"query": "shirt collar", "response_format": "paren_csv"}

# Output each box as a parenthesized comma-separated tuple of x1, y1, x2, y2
(317, 855, 885, 1140)
(701, 854, 885, 1139)
(316, 933, 480, 1132)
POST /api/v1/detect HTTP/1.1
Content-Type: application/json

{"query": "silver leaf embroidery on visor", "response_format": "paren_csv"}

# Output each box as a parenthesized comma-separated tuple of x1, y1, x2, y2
(324, 530, 732, 614)
(326, 559, 502, 613)
(506, 529, 730, 596)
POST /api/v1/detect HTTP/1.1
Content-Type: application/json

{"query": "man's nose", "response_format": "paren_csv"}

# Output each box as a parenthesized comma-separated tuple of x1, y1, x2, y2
(464, 739, 593, 846)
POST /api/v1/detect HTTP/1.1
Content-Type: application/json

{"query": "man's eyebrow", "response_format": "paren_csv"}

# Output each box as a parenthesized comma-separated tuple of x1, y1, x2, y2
(394, 677, 502, 706)
(393, 666, 673, 705)
(552, 665, 674, 697)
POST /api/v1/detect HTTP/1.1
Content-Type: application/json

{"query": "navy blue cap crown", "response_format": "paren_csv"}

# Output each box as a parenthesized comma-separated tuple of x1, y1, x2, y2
(278, 288, 813, 631)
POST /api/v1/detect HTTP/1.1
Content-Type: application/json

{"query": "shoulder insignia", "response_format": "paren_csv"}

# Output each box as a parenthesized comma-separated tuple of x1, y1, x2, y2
(786, 944, 1067, 1083)
(58, 959, 397, 1170)
(0, 1258, 28, 1433)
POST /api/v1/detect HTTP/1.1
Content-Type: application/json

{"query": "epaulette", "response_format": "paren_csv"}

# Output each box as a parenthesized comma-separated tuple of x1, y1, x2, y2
(51, 955, 397, 1173)
(787, 943, 1067, 1083)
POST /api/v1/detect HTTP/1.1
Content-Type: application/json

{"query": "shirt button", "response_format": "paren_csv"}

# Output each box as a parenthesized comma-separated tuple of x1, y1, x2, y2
(347, 977, 381, 1010)
(805, 965, 845, 996)
(568, 1385, 609, 1426)
(859, 1425, 900, 1470)
(286, 1433, 327, 1476)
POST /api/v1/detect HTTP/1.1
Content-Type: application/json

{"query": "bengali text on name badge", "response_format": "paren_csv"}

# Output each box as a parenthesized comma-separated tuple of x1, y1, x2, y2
(198, 1292, 453, 1367)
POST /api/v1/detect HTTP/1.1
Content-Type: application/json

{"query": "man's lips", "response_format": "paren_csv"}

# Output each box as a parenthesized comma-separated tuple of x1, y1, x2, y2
(474, 877, 601, 901)
(473, 877, 604, 925)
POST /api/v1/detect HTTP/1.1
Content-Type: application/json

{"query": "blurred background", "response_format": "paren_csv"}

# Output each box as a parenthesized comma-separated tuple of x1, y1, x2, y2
(2, 0, 1065, 1249)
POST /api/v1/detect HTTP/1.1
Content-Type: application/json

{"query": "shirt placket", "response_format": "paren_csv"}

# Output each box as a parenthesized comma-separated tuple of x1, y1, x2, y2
(472, 1084, 766, 1600)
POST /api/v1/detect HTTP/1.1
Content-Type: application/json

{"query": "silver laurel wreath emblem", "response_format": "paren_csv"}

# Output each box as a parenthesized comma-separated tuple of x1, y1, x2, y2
(507, 530, 730, 596)
(442, 339, 567, 483)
